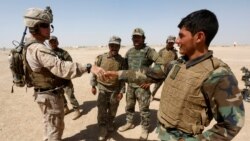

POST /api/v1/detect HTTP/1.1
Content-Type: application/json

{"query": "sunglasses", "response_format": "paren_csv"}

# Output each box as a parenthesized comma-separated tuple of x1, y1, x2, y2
(39, 23, 50, 28)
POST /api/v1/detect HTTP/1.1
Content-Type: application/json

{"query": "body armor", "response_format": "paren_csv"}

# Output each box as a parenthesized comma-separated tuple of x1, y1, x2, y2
(158, 57, 227, 135)
(24, 44, 68, 89)
(97, 53, 123, 86)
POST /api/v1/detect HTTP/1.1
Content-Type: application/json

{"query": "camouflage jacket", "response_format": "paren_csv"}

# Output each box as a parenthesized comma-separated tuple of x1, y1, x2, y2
(158, 47, 178, 64)
(91, 52, 125, 93)
(118, 51, 244, 140)
(124, 44, 164, 87)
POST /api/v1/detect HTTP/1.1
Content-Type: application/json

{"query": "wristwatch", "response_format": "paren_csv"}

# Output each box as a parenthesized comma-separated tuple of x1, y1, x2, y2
(86, 63, 92, 73)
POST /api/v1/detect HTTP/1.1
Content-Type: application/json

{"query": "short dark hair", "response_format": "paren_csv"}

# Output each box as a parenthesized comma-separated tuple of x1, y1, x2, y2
(178, 9, 219, 46)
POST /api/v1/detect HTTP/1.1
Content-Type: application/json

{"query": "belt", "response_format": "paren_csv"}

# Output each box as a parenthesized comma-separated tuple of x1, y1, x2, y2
(158, 121, 177, 132)
(34, 86, 64, 94)
(158, 121, 194, 137)
(34, 88, 53, 92)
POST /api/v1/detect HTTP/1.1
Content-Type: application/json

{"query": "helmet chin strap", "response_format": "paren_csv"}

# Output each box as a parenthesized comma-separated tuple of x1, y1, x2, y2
(50, 25, 54, 33)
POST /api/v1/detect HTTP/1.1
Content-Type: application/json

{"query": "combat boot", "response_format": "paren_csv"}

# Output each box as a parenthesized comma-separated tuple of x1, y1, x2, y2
(72, 108, 81, 120)
(98, 126, 107, 141)
(64, 105, 70, 115)
(118, 122, 135, 132)
(139, 128, 149, 141)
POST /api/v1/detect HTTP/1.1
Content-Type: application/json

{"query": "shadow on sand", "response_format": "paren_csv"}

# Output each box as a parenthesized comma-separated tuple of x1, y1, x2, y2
(63, 108, 158, 141)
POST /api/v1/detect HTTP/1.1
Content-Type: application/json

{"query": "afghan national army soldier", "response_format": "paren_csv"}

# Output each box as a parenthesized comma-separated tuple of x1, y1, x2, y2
(48, 35, 81, 120)
(23, 7, 103, 141)
(151, 35, 178, 100)
(118, 28, 164, 140)
(101, 9, 245, 141)
(90, 36, 125, 140)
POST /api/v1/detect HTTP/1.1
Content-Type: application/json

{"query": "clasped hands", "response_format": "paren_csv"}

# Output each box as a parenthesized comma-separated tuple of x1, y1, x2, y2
(91, 65, 118, 81)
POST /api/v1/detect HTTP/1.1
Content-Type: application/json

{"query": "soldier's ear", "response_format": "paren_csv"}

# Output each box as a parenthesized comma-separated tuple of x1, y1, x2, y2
(195, 31, 205, 43)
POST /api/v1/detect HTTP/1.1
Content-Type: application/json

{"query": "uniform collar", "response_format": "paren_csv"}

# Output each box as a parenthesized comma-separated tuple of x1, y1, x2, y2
(185, 50, 213, 68)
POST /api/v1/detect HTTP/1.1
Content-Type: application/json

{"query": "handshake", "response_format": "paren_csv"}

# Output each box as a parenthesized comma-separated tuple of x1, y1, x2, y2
(91, 65, 118, 81)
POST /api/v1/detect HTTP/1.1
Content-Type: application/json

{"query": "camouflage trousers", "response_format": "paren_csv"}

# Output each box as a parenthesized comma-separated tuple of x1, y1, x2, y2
(97, 90, 120, 126)
(156, 123, 197, 141)
(35, 89, 65, 141)
(63, 81, 79, 109)
(125, 85, 151, 130)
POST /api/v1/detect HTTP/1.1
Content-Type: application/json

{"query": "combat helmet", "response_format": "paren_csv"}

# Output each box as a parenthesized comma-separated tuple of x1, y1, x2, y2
(24, 6, 53, 28)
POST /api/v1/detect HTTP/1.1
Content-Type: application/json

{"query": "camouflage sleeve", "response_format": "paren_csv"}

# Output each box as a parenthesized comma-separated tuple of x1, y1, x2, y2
(118, 63, 168, 84)
(63, 51, 73, 62)
(36, 46, 87, 79)
(197, 68, 244, 140)
(147, 48, 164, 65)
(90, 73, 97, 87)
(90, 55, 102, 87)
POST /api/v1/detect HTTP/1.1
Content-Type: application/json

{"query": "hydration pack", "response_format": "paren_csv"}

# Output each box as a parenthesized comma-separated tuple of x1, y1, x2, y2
(8, 27, 34, 93)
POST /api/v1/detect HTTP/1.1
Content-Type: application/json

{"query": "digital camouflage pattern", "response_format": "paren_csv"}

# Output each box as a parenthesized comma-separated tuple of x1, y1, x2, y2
(91, 52, 125, 127)
(124, 44, 164, 130)
(118, 51, 244, 141)
(52, 47, 80, 109)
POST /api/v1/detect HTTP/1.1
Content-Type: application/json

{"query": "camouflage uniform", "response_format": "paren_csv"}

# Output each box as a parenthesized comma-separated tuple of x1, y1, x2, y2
(51, 46, 80, 110)
(91, 52, 125, 127)
(118, 51, 245, 141)
(91, 36, 125, 140)
(23, 8, 91, 141)
(124, 38, 163, 131)
(151, 36, 178, 98)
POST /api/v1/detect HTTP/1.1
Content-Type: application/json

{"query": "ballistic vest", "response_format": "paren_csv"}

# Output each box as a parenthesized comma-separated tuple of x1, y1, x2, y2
(158, 57, 228, 135)
(97, 53, 124, 86)
(24, 43, 68, 89)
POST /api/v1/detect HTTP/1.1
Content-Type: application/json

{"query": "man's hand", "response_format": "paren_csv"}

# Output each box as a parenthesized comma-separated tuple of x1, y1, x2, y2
(116, 93, 123, 101)
(91, 86, 97, 95)
(91, 65, 106, 80)
(140, 83, 152, 89)
(104, 71, 119, 78)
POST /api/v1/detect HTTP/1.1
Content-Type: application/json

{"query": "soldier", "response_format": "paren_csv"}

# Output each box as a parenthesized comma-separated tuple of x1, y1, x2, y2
(151, 35, 178, 100)
(48, 36, 81, 120)
(118, 28, 163, 140)
(102, 9, 245, 141)
(90, 36, 125, 140)
(23, 7, 103, 140)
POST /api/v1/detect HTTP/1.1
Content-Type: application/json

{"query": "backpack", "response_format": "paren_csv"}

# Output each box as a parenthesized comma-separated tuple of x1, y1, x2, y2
(8, 27, 34, 93)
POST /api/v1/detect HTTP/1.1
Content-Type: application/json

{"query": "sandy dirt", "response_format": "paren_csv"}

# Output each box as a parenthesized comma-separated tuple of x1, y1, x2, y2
(0, 46, 250, 141)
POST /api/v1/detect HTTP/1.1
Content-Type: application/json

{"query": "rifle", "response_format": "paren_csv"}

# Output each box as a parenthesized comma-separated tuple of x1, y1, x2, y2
(9, 26, 28, 91)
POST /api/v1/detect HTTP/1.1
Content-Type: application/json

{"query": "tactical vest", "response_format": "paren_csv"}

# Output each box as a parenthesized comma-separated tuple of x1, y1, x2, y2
(97, 53, 124, 86)
(158, 57, 228, 135)
(127, 46, 153, 87)
(23, 43, 68, 89)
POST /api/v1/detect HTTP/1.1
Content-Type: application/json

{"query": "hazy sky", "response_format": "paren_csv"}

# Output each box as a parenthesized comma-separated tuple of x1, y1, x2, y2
(1, 0, 250, 48)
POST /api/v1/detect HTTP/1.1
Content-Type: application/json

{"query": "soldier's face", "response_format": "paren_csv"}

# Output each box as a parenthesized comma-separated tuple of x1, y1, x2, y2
(166, 42, 175, 49)
(38, 23, 51, 40)
(132, 35, 144, 48)
(109, 44, 120, 56)
(176, 27, 196, 59)
(49, 40, 58, 49)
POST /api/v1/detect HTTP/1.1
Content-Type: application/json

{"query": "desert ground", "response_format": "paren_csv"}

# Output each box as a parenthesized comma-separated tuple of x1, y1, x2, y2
(0, 45, 250, 141)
